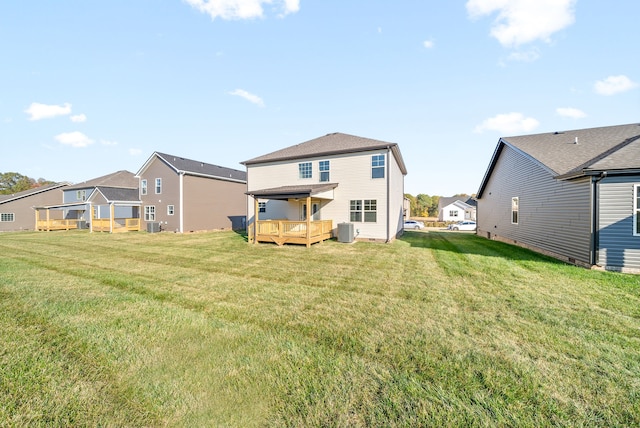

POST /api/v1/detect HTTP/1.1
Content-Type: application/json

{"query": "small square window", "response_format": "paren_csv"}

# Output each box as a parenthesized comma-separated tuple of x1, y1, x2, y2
(258, 202, 266, 213)
(167, 205, 174, 215)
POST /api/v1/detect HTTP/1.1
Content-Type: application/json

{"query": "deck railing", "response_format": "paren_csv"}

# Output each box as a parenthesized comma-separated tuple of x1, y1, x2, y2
(248, 219, 333, 246)
(36, 219, 80, 231)
(37, 218, 140, 232)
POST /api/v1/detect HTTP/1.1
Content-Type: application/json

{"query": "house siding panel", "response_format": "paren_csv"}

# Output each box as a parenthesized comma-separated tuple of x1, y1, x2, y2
(183, 174, 246, 231)
(139, 159, 181, 232)
(0, 187, 66, 231)
(478, 145, 592, 265)
(597, 176, 640, 271)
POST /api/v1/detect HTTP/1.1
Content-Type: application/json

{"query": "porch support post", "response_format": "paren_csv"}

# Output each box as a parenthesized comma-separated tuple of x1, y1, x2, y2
(89, 203, 94, 233)
(306, 195, 311, 248)
(110, 203, 115, 233)
(35, 209, 39, 231)
(46, 209, 50, 232)
(253, 196, 259, 244)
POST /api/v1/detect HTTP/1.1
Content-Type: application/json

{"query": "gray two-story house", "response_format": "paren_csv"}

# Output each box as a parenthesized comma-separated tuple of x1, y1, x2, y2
(476, 123, 640, 273)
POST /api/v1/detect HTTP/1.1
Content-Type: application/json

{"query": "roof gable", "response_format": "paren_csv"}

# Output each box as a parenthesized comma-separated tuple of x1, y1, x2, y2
(242, 132, 407, 174)
(89, 186, 141, 203)
(137, 152, 246, 183)
(0, 182, 68, 205)
(477, 123, 640, 198)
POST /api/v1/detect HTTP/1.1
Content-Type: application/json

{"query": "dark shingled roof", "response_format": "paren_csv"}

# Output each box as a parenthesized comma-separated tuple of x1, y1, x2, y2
(66, 170, 138, 190)
(154, 152, 246, 182)
(93, 186, 141, 202)
(501, 123, 640, 176)
(247, 183, 339, 200)
(477, 123, 640, 198)
(242, 132, 407, 174)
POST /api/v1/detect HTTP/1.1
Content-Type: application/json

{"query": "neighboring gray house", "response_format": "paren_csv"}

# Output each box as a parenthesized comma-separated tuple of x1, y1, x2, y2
(476, 123, 640, 273)
(35, 170, 140, 232)
(438, 196, 477, 222)
(0, 183, 69, 232)
(136, 152, 247, 233)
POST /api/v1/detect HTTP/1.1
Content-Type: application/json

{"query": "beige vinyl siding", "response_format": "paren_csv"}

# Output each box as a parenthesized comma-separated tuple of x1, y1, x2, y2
(183, 175, 246, 231)
(247, 150, 392, 240)
(597, 176, 640, 271)
(478, 145, 592, 265)
(0, 187, 65, 232)
(388, 147, 405, 239)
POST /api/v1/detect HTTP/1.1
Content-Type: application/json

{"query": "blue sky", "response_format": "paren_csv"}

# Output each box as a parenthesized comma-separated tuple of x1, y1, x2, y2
(1, 0, 638, 196)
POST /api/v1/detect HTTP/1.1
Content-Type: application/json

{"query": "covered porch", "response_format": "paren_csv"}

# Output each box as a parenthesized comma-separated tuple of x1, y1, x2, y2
(35, 187, 142, 233)
(247, 184, 337, 247)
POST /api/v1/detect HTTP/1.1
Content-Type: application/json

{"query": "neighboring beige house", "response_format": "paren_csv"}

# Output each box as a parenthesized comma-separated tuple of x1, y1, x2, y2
(242, 132, 407, 246)
(136, 152, 247, 233)
(0, 183, 69, 232)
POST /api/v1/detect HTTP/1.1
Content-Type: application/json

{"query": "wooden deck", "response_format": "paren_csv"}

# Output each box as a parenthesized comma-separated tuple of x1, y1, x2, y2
(36, 218, 140, 232)
(248, 220, 333, 247)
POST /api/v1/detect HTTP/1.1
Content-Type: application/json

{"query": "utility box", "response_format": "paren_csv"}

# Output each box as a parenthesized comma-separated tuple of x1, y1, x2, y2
(337, 222, 354, 243)
(147, 222, 161, 233)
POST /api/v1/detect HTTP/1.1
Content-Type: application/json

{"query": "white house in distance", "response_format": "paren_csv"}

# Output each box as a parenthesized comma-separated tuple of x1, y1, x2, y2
(241, 132, 407, 246)
(438, 196, 477, 222)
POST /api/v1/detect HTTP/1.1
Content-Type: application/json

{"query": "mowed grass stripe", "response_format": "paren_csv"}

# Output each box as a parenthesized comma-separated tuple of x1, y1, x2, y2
(1, 230, 640, 426)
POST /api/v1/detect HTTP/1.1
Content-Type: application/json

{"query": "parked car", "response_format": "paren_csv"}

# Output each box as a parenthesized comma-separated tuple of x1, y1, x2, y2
(404, 220, 425, 230)
(448, 220, 476, 231)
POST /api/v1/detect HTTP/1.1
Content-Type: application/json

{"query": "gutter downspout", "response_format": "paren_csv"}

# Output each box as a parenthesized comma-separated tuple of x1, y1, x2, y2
(179, 172, 185, 233)
(386, 147, 391, 243)
(590, 171, 607, 266)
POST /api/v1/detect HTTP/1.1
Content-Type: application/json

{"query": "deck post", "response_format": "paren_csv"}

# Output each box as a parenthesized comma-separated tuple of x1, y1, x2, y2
(306, 196, 311, 248)
(34, 209, 39, 231)
(46, 209, 50, 232)
(110, 203, 115, 233)
(253, 197, 259, 244)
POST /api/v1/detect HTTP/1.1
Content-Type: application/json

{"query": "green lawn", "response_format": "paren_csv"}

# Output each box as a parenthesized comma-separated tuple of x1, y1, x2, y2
(1, 230, 639, 426)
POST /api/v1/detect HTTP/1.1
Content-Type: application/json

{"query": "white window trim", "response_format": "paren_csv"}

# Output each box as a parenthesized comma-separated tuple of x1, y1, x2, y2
(299, 162, 312, 179)
(319, 160, 330, 182)
(141, 179, 147, 195)
(167, 205, 175, 216)
(372, 154, 385, 179)
(511, 197, 519, 225)
(145, 206, 156, 221)
(155, 178, 162, 194)
(0, 213, 15, 222)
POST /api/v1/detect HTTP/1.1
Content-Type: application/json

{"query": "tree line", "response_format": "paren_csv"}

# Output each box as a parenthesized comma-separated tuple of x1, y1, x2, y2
(0, 172, 55, 195)
(405, 193, 472, 218)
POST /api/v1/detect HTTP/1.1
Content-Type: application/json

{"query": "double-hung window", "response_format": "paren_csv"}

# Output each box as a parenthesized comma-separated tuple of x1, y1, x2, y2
(372, 154, 385, 179)
(258, 202, 266, 213)
(511, 197, 519, 224)
(155, 178, 162, 194)
(167, 205, 175, 215)
(145, 206, 156, 221)
(0, 213, 14, 222)
(350, 199, 377, 223)
(299, 162, 312, 179)
(141, 179, 148, 195)
(449, 210, 458, 217)
(319, 160, 330, 182)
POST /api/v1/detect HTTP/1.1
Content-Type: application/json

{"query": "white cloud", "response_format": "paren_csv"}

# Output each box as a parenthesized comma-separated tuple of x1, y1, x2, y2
(129, 148, 143, 156)
(70, 113, 87, 123)
(25, 102, 72, 121)
(423, 39, 435, 49)
(556, 107, 586, 118)
(474, 112, 539, 134)
(507, 48, 540, 62)
(54, 131, 94, 148)
(229, 89, 265, 107)
(594, 75, 639, 96)
(184, 0, 299, 20)
(466, 0, 576, 47)
(100, 139, 118, 146)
